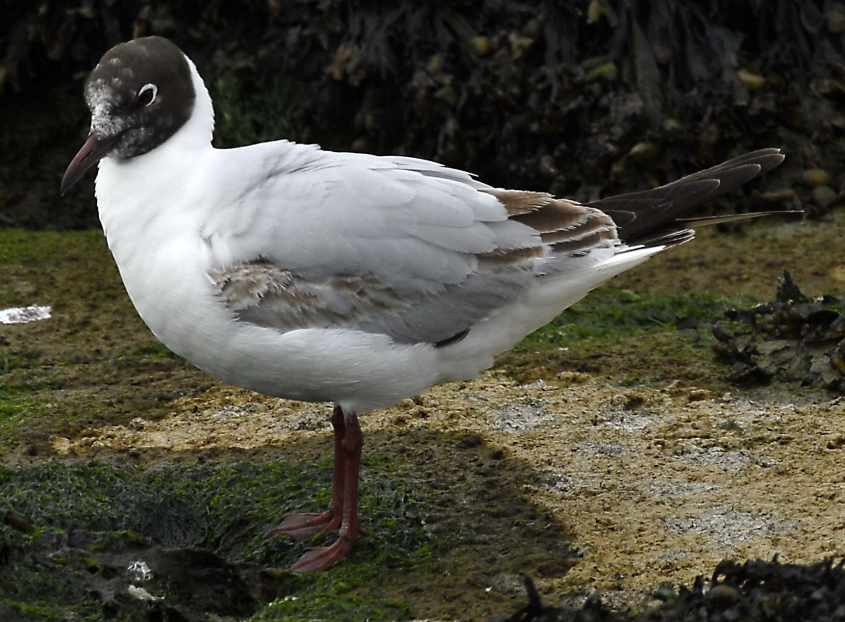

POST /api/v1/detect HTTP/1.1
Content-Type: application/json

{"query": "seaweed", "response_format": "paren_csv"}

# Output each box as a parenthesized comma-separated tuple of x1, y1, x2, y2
(498, 558, 845, 622)
(712, 272, 845, 391)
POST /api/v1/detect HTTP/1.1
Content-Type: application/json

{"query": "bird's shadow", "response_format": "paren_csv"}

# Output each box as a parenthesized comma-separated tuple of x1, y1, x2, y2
(0, 427, 580, 621)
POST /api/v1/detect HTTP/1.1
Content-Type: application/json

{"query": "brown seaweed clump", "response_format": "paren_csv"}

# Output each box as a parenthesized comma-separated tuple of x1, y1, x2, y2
(711, 272, 845, 391)
(498, 557, 845, 622)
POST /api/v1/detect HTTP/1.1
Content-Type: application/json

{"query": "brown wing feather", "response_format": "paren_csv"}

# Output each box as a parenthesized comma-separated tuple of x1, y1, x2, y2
(486, 190, 619, 257)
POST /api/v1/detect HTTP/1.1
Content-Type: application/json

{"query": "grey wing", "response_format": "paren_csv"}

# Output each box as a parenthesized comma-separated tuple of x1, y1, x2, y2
(210, 259, 536, 347)
(206, 147, 625, 346)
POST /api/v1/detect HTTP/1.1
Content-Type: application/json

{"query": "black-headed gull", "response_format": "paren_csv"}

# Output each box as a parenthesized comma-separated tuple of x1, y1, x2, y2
(62, 36, 787, 571)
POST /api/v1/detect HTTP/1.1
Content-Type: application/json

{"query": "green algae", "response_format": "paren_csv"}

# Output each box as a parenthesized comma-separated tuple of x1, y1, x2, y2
(249, 588, 411, 621)
(498, 287, 743, 388)
(0, 443, 571, 621)
(0, 459, 424, 619)
(0, 601, 66, 622)
(524, 288, 735, 344)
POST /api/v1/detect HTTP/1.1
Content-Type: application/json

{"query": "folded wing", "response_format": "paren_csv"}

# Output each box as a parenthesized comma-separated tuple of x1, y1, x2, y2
(203, 143, 618, 345)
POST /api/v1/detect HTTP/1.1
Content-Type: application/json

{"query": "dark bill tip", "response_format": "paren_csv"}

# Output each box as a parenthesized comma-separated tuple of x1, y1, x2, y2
(60, 133, 117, 196)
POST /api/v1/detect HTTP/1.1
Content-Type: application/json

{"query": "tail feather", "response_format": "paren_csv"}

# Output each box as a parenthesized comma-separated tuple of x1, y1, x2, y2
(588, 148, 788, 245)
(676, 210, 803, 228)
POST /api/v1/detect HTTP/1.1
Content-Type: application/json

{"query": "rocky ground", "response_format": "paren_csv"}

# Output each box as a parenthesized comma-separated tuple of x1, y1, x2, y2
(1, 212, 844, 620)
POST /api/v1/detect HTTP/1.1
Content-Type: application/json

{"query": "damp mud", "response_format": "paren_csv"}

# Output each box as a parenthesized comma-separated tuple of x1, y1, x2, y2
(1, 215, 844, 620)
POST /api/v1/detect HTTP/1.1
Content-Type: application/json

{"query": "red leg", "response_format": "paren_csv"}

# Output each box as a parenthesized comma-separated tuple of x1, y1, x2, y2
(291, 409, 364, 572)
(273, 405, 346, 540)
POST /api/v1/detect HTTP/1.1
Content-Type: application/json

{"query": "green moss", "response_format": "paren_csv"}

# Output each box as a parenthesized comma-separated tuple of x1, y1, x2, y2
(130, 342, 181, 361)
(249, 589, 411, 621)
(0, 459, 427, 619)
(497, 287, 744, 389)
(518, 287, 736, 347)
(0, 435, 570, 621)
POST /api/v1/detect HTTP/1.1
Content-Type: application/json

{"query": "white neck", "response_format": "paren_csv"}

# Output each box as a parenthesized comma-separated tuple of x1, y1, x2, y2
(168, 54, 215, 149)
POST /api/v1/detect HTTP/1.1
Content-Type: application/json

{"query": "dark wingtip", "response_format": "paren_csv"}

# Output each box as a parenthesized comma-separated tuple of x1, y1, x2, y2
(757, 151, 786, 174)
(595, 147, 790, 244)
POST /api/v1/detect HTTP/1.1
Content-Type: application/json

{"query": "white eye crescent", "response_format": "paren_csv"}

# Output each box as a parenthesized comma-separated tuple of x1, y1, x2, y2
(138, 83, 158, 106)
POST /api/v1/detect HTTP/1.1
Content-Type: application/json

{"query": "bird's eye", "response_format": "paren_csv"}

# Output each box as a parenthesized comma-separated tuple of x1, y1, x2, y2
(137, 83, 158, 107)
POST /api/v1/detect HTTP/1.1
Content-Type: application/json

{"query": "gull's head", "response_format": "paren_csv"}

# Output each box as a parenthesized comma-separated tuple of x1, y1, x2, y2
(61, 36, 196, 195)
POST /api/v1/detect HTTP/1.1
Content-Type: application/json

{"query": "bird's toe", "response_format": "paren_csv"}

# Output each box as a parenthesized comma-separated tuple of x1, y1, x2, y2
(272, 511, 340, 541)
(290, 536, 355, 572)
